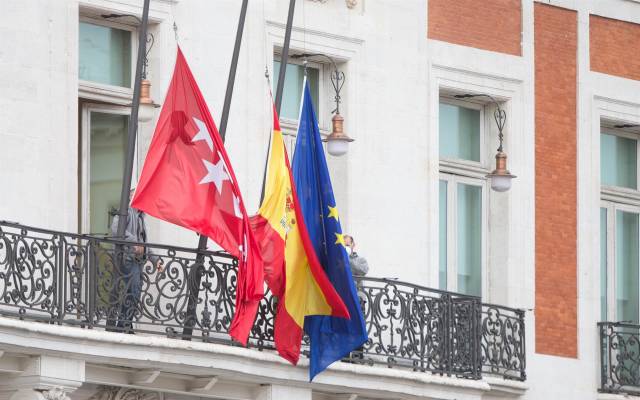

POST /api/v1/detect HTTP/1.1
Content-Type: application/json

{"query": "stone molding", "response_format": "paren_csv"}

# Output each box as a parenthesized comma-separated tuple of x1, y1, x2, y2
(41, 388, 70, 400)
(88, 387, 161, 400)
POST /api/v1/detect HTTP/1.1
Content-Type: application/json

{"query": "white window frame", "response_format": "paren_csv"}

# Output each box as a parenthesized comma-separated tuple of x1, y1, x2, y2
(78, 15, 137, 105)
(80, 103, 137, 235)
(601, 200, 640, 322)
(601, 128, 640, 205)
(600, 125, 640, 322)
(439, 97, 489, 298)
(273, 54, 327, 138)
(439, 97, 487, 177)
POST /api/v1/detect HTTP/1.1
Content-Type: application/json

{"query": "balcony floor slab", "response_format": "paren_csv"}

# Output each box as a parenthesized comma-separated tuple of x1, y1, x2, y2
(0, 317, 512, 400)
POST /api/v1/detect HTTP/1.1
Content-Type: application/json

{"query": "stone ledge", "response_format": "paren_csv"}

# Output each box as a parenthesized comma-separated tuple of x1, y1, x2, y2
(0, 317, 501, 400)
(484, 376, 528, 398)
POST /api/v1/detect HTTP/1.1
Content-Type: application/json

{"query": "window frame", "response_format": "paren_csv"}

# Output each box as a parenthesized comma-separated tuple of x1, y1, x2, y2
(601, 128, 640, 204)
(600, 125, 640, 322)
(438, 97, 489, 298)
(78, 16, 137, 105)
(439, 173, 489, 298)
(601, 200, 640, 322)
(438, 97, 487, 174)
(273, 54, 327, 134)
(80, 103, 137, 235)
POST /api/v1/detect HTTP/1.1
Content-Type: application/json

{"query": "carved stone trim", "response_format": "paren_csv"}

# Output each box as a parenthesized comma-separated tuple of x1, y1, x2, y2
(41, 388, 70, 400)
(88, 387, 161, 400)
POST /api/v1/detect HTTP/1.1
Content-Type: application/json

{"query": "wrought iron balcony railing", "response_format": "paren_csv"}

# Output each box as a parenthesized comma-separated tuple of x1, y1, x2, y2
(0, 220, 525, 381)
(600, 321, 640, 395)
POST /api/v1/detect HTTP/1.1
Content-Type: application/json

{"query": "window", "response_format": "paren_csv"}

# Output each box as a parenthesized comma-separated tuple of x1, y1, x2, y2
(81, 106, 132, 235)
(78, 16, 138, 234)
(600, 127, 640, 322)
(273, 58, 321, 121)
(439, 102, 481, 162)
(79, 21, 132, 88)
(272, 57, 323, 157)
(439, 99, 487, 297)
(601, 132, 638, 190)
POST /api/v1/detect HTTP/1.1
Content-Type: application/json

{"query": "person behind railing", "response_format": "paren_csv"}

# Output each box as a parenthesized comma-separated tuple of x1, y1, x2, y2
(108, 188, 163, 333)
(344, 234, 368, 362)
(344, 234, 369, 287)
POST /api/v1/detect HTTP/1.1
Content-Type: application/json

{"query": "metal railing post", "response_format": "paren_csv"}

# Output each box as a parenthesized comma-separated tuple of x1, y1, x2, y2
(518, 309, 527, 381)
(444, 293, 452, 376)
(474, 298, 482, 379)
(599, 322, 607, 392)
(87, 238, 97, 328)
(56, 235, 65, 324)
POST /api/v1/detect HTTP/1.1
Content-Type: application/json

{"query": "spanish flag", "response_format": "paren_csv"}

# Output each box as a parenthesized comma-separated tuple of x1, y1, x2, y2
(250, 105, 349, 364)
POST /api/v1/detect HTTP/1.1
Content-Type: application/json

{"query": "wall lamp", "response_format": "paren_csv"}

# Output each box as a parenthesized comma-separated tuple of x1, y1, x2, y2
(291, 53, 353, 156)
(102, 13, 160, 122)
(455, 93, 516, 192)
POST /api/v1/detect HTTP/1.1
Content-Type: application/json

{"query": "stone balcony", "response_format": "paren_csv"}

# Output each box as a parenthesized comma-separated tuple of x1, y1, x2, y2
(0, 220, 527, 400)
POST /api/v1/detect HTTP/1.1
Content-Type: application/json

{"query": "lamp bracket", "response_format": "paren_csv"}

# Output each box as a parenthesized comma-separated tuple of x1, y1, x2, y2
(102, 14, 154, 80)
(291, 53, 344, 115)
(454, 93, 506, 152)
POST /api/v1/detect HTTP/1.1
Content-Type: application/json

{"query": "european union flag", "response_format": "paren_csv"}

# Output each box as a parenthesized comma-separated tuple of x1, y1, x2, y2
(292, 81, 368, 380)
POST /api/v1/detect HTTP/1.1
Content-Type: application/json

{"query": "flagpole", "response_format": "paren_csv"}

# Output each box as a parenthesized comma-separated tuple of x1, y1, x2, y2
(260, 0, 296, 203)
(114, 0, 151, 239)
(274, 0, 296, 115)
(183, 0, 250, 339)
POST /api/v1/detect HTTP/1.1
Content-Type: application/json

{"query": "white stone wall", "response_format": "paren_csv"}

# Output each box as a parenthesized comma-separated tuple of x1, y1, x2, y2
(0, 0, 79, 231)
(2, 0, 640, 399)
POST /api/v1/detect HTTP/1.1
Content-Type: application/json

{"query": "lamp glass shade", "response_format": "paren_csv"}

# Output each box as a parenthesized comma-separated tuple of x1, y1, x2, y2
(138, 102, 155, 123)
(489, 175, 512, 192)
(327, 139, 349, 156)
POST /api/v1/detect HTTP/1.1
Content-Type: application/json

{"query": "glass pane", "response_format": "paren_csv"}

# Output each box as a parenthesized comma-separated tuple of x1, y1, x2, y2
(601, 207, 607, 321)
(79, 22, 132, 87)
(601, 133, 637, 189)
(89, 112, 129, 235)
(439, 180, 448, 290)
(273, 60, 319, 120)
(616, 210, 639, 323)
(439, 103, 481, 162)
(457, 183, 482, 297)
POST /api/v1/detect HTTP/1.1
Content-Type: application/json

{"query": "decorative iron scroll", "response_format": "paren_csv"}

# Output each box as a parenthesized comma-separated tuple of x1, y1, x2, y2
(481, 303, 526, 380)
(0, 221, 525, 381)
(600, 322, 640, 395)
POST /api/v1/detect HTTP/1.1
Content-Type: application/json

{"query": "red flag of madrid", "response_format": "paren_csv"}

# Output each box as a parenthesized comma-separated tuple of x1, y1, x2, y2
(132, 47, 263, 344)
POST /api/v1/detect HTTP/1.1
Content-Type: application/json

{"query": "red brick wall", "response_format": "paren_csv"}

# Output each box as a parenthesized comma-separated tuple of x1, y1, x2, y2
(590, 15, 640, 81)
(427, 0, 522, 56)
(534, 3, 578, 358)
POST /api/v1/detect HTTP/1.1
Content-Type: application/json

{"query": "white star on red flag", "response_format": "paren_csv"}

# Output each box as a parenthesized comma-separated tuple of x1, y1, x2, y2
(191, 117, 214, 151)
(198, 158, 230, 194)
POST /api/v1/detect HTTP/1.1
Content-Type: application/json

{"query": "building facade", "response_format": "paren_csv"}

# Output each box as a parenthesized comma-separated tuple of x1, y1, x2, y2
(0, 0, 639, 398)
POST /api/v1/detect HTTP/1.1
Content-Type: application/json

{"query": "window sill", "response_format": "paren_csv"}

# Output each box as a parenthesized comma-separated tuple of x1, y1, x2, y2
(440, 159, 489, 180)
(601, 186, 640, 206)
(280, 118, 329, 137)
(79, 80, 133, 106)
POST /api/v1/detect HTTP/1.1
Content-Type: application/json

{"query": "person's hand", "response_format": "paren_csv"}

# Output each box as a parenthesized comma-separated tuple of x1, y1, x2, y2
(155, 259, 165, 273)
(134, 245, 144, 256)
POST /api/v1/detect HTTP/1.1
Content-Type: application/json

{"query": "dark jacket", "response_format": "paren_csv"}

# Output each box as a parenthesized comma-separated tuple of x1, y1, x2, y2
(110, 208, 157, 263)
